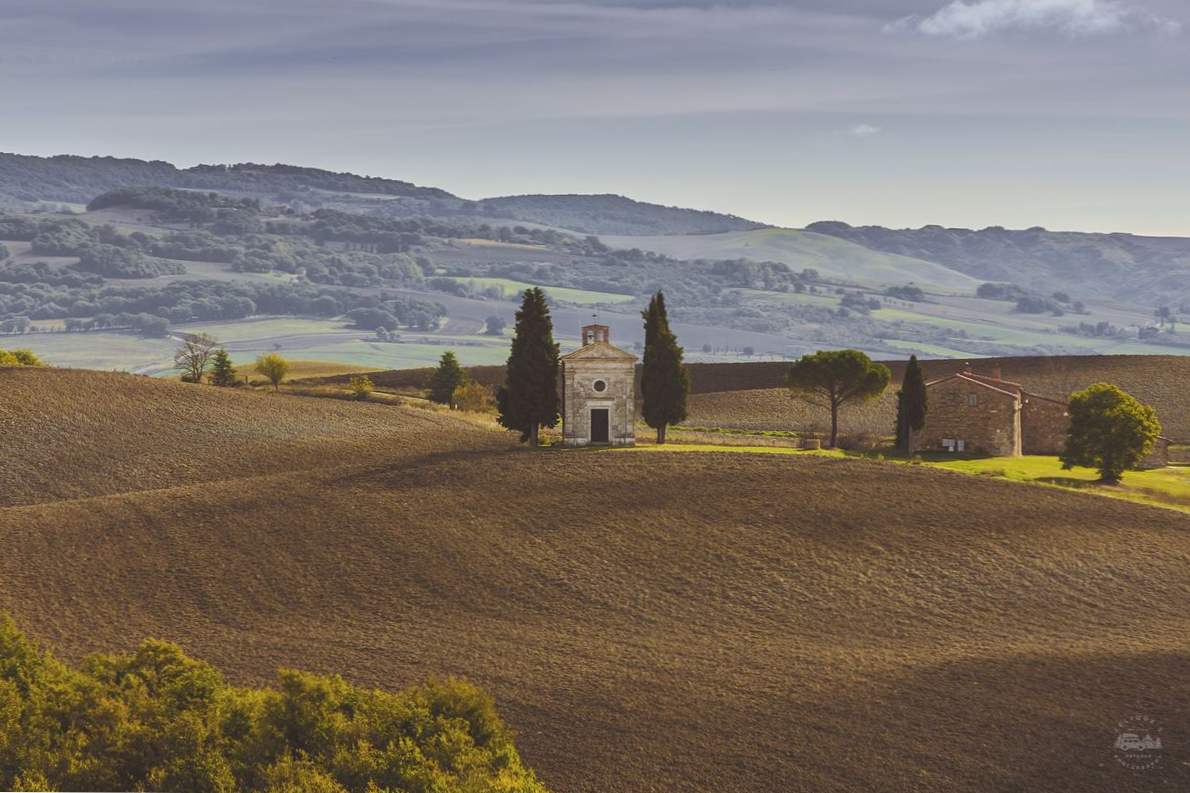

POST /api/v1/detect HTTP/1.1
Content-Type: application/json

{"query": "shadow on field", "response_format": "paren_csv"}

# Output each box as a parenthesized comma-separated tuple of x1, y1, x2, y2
(824, 649, 1190, 792)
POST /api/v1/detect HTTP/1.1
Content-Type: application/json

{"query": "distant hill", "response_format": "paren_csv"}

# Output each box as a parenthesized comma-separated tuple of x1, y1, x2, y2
(807, 220, 1190, 305)
(476, 193, 765, 235)
(601, 227, 980, 291)
(0, 152, 764, 235)
(0, 153, 454, 207)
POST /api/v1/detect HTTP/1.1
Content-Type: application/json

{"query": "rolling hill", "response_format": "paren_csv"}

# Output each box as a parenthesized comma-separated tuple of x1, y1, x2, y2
(601, 227, 982, 292)
(3, 368, 1189, 792)
(0, 152, 760, 235)
(807, 220, 1190, 306)
(475, 193, 763, 235)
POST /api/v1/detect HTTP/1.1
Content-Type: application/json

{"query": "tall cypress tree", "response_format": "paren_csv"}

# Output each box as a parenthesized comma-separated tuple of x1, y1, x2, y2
(429, 351, 465, 406)
(641, 291, 690, 444)
(497, 288, 560, 446)
(209, 348, 237, 387)
(896, 355, 928, 452)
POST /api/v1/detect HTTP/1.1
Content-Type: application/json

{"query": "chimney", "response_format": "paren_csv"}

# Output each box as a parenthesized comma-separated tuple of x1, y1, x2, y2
(990, 366, 1002, 381)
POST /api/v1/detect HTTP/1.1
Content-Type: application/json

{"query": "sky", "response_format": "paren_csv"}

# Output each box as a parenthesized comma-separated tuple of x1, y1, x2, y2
(2, 0, 1189, 234)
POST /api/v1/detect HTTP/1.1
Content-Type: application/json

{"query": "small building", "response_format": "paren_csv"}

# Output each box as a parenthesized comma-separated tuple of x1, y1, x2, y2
(910, 369, 1069, 457)
(560, 324, 637, 447)
(1140, 436, 1172, 469)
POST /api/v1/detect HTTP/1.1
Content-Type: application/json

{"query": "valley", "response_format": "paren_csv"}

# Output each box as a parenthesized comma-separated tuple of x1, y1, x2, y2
(1, 153, 1188, 377)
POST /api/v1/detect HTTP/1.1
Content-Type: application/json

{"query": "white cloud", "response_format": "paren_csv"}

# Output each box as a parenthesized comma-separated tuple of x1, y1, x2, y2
(894, 0, 1180, 39)
(849, 123, 881, 137)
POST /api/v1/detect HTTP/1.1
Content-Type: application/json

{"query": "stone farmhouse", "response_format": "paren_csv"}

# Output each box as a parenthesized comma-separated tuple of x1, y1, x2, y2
(909, 369, 1068, 457)
(908, 368, 1172, 466)
(560, 324, 637, 447)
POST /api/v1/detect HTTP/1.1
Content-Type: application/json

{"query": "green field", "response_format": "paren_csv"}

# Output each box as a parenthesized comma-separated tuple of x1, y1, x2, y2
(4, 332, 176, 373)
(456, 277, 636, 305)
(11, 316, 515, 375)
(601, 228, 981, 291)
(929, 455, 1190, 513)
(617, 442, 1189, 515)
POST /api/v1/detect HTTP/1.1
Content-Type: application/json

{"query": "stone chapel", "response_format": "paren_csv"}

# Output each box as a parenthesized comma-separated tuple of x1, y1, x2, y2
(560, 324, 637, 447)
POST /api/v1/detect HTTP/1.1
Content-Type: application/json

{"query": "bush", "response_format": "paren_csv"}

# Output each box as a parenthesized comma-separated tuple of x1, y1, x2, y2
(255, 354, 291, 391)
(0, 348, 42, 367)
(453, 380, 494, 412)
(0, 613, 546, 793)
(348, 375, 374, 401)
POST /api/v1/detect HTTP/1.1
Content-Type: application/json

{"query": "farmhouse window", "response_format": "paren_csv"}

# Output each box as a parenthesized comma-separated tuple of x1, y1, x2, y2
(967, 393, 979, 406)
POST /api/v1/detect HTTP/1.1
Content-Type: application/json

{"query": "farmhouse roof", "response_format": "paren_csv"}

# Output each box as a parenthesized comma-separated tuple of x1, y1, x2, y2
(924, 371, 1022, 400)
(560, 340, 637, 362)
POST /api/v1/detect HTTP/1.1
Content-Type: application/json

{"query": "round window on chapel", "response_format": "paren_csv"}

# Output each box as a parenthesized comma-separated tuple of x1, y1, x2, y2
(593, 379, 607, 393)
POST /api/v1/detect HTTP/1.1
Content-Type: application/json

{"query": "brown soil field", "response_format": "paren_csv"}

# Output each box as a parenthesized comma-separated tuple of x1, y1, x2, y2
(686, 355, 1190, 440)
(3, 369, 1190, 792)
(0, 367, 506, 506)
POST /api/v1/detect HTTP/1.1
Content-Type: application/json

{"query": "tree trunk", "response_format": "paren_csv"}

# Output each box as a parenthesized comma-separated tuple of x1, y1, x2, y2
(657, 424, 667, 445)
(829, 402, 839, 448)
(529, 424, 539, 448)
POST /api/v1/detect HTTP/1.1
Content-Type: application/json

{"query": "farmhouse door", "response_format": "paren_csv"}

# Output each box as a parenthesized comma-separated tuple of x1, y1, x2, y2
(590, 408, 610, 443)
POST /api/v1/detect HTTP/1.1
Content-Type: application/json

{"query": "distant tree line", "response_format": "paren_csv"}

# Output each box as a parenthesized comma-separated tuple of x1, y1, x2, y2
(0, 278, 444, 336)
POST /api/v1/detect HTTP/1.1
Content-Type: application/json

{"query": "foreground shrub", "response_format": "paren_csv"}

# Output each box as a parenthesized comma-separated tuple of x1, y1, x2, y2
(0, 348, 43, 367)
(0, 614, 547, 793)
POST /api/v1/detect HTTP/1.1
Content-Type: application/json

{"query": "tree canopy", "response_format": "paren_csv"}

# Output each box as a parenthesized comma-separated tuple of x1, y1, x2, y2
(895, 355, 927, 452)
(497, 288, 560, 446)
(255, 353, 290, 391)
(640, 291, 689, 444)
(0, 612, 545, 793)
(1061, 383, 1161, 483)
(174, 333, 219, 384)
(786, 349, 891, 448)
(429, 351, 466, 406)
(209, 348, 237, 387)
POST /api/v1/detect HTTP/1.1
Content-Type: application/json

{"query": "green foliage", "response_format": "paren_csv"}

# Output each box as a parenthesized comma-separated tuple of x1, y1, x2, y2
(348, 375, 374, 401)
(895, 355, 928, 452)
(786, 349, 892, 448)
(0, 613, 547, 793)
(428, 352, 465, 406)
(76, 244, 186, 279)
(255, 354, 291, 391)
(640, 291, 690, 444)
(0, 348, 43, 367)
(453, 380, 494, 412)
(497, 288, 560, 445)
(1060, 383, 1161, 483)
(210, 348, 238, 387)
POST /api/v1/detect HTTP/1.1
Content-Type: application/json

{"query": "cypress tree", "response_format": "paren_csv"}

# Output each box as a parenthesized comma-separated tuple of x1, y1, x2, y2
(497, 288, 560, 445)
(429, 351, 465, 406)
(209, 348, 237, 387)
(897, 355, 928, 451)
(641, 291, 690, 444)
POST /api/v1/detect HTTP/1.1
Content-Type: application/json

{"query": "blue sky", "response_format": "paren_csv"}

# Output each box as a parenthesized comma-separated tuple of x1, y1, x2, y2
(2, 0, 1189, 234)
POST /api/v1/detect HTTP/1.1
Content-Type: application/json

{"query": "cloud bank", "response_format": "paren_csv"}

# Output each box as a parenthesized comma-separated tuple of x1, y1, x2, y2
(897, 0, 1180, 38)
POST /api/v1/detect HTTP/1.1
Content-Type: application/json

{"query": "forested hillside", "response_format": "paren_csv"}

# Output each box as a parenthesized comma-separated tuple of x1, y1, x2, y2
(0, 152, 757, 235)
(807, 221, 1190, 306)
